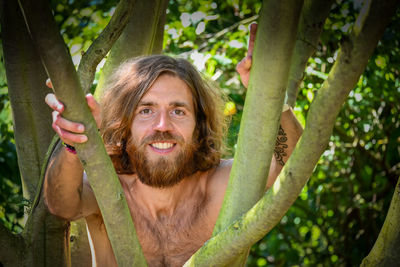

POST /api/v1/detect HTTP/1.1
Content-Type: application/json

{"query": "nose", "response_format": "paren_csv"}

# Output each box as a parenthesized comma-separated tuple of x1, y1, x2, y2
(153, 110, 173, 132)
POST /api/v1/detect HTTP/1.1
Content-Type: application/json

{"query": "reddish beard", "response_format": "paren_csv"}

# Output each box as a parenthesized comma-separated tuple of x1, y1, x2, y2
(127, 131, 198, 188)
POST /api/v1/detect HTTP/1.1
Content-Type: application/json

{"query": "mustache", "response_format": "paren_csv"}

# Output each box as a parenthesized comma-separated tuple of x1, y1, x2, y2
(140, 131, 184, 146)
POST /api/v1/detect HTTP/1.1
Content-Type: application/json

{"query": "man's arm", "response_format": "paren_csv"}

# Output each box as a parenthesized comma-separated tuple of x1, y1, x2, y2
(43, 82, 100, 220)
(266, 108, 303, 188)
(44, 142, 99, 220)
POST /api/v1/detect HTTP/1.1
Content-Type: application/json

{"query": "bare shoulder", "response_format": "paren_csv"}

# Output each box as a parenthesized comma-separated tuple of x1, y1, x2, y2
(203, 159, 233, 223)
(206, 159, 233, 201)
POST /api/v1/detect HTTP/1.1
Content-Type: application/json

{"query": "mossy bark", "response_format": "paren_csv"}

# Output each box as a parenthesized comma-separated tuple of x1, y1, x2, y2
(77, 0, 137, 94)
(213, 0, 304, 235)
(0, 223, 25, 266)
(95, 0, 168, 98)
(286, 0, 335, 107)
(360, 178, 400, 266)
(185, 0, 399, 265)
(2, 0, 53, 203)
(17, 0, 147, 265)
(1, 1, 69, 266)
(209, 0, 304, 265)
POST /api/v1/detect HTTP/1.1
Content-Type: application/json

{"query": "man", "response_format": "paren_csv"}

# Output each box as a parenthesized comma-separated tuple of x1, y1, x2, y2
(44, 26, 303, 266)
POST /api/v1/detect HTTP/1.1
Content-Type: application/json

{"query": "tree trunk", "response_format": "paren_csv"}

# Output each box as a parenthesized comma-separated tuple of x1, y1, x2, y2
(286, 0, 335, 107)
(1, 0, 69, 266)
(17, 0, 147, 265)
(185, 0, 399, 265)
(2, 0, 53, 204)
(95, 0, 168, 98)
(210, 0, 304, 265)
(360, 177, 400, 266)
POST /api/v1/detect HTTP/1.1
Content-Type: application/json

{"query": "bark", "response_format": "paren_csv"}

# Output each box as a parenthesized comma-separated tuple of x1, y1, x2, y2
(210, 0, 304, 265)
(77, 0, 137, 94)
(286, 0, 335, 107)
(69, 0, 140, 263)
(17, 0, 147, 265)
(2, 1, 70, 266)
(70, 219, 92, 267)
(95, 0, 168, 98)
(185, 0, 399, 265)
(23, 199, 71, 267)
(2, 0, 54, 203)
(16, 136, 70, 267)
(212, 0, 303, 237)
(360, 178, 400, 266)
(0, 223, 25, 266)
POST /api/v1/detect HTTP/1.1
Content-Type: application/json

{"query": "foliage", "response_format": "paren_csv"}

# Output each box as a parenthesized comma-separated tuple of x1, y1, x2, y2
(0, 0, 399, 265)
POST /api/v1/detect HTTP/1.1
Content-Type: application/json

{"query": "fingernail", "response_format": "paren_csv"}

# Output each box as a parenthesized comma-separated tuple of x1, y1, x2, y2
(78, 125, 84, 132)
(82, 136, 88, 142)
(57, 104, 63, 111)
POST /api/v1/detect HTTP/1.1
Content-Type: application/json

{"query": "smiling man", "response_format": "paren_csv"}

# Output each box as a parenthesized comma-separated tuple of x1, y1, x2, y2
(44, 29, 303, 267)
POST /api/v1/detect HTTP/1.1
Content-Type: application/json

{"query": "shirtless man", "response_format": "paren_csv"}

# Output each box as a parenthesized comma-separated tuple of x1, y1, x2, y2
(44, 27, 303, 266)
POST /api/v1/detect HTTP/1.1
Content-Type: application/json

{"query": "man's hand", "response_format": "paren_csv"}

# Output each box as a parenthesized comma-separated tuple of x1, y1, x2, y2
(236, 23, 257, 88)
(45, 79, 101, 145)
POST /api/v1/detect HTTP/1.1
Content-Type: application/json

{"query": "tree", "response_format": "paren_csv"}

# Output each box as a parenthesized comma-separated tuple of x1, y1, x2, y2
(0, 0, 399, 266)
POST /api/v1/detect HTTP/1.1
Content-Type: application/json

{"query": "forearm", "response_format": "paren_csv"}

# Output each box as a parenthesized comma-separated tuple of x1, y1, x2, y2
(275, 108, 303, 164)
(44, 142, 84, 219)
(266, 108, 303, 188)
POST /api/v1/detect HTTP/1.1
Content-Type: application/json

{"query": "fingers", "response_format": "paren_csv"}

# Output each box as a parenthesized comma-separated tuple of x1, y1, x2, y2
(46, 78, 53, 89)
(85, 94, 101, 128)
(52, 111, 88, 143)
(85, 94, 100, 112)
(248, 23, 258, 57)
(45, 93, 64, 113)
(236, 55, 252, 88)
(236, 55, 252, 74)
(52, 111, 85, 133)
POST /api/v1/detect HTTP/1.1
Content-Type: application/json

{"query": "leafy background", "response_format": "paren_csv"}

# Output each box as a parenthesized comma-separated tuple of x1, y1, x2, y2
(0, 0, 399, 265)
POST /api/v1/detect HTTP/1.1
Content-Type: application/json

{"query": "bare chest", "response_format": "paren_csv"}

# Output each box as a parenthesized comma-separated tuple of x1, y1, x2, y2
(131, 201, 215, 267)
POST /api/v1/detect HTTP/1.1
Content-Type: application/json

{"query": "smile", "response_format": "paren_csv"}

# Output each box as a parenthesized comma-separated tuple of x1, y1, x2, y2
(149, 142, 176, 153)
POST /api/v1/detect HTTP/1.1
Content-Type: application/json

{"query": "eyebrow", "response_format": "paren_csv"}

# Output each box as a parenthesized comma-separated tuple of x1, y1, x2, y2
(170, 101, 190, 108)
(137, 101, 156, 107)
(137, 101, 190, 109)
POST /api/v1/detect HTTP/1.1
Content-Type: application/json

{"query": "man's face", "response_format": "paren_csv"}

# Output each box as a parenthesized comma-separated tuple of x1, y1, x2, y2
(128, 74, 197, 187)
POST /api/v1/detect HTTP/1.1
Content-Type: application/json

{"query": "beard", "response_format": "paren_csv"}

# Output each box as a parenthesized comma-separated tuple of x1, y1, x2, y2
(127, 131, 198, 188)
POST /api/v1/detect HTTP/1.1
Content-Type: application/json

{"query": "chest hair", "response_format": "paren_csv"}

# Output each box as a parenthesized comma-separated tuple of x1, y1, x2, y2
(130, 191, 214, 267)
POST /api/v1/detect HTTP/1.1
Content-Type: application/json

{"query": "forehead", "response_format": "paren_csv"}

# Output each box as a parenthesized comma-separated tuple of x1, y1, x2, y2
(140, 74, 195, 108)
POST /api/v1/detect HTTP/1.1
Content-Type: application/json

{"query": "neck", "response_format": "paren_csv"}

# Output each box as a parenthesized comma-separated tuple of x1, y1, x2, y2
(120, 172, 205, 220)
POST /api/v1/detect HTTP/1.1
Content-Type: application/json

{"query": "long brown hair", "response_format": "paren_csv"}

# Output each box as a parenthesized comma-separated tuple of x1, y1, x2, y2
(100, 55, 228, 174)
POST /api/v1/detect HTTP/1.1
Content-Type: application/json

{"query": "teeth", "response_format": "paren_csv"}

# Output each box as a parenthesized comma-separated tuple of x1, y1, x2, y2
(151, 142, 174, 150)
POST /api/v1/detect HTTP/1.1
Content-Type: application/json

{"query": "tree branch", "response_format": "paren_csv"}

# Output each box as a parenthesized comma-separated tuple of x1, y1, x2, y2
(360, 177, 400, 266)
(209, 0, 304, 265)
(17, 0, 147, 265)
(95, 0, 168, 98)
(213, 0, 304, 235)
(2, 0, 54, 202)
(185, 0, 399, 265)
(0, 223, 25, 266)
(286, 0, 335, 107)
(77, 0, 137, 94)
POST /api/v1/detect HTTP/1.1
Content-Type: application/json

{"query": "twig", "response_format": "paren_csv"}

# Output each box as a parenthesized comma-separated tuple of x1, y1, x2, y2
(77, 0, 137, 94)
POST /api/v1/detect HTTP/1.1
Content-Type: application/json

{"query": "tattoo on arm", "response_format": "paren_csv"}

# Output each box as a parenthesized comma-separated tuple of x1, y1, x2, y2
(274, 126, 288, 166)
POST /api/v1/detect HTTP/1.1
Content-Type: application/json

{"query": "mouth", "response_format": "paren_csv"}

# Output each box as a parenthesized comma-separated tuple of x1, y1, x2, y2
(149, 142, 177, 154)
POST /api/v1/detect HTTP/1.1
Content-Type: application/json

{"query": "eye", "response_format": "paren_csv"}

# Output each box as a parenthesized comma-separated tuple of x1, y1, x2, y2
(172, 109, 185, 116)
(139, 108, 152, 115)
